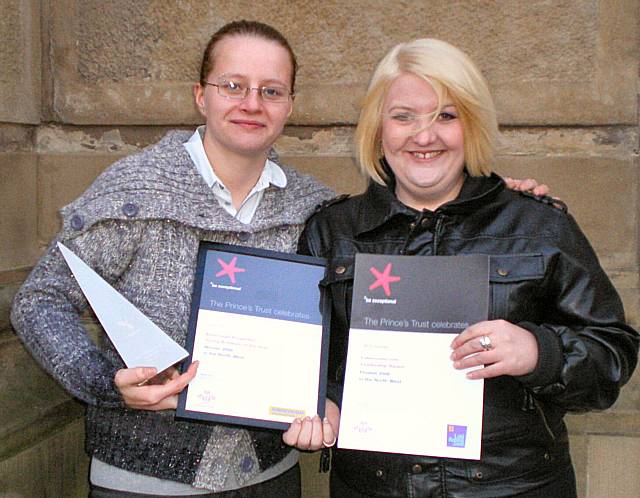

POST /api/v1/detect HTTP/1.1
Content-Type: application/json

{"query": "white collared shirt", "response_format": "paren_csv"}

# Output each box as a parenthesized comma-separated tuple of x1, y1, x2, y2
(183, 126, 287, 224)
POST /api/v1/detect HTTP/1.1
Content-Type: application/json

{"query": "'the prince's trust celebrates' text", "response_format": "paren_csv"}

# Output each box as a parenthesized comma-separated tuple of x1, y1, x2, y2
(363, 316, 469, 331)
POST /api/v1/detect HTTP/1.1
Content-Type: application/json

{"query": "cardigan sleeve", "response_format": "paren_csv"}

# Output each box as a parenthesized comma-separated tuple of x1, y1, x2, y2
(11, 218, 144, 407)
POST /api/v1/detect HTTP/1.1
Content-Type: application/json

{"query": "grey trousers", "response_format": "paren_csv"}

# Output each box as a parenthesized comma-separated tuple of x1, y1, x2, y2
(89, 464, 300, 498)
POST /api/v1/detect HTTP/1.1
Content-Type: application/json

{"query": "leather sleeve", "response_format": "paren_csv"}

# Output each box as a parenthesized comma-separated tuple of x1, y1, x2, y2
(516, 211, 639, 411)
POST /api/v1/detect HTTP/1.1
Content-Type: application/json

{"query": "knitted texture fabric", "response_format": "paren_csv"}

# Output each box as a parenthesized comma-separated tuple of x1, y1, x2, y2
(11, 130, 335, 489)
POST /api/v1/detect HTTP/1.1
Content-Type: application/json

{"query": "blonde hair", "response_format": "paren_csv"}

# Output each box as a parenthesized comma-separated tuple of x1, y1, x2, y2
(355, 38, 498, 184)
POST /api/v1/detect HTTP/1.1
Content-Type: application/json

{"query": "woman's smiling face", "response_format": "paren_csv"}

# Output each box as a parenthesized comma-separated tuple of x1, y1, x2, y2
(380, 73, 466, 211)
(195, 35, 294, 159)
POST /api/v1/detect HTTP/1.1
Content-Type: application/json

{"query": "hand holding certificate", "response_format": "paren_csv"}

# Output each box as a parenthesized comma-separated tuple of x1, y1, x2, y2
(338, 253, 489, 460)
(177, 243, 330, 430)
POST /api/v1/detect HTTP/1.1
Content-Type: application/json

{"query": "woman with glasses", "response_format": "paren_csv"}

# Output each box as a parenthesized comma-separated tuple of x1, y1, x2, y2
(287, 38, 639, 497)
(12, 20, 334, 498)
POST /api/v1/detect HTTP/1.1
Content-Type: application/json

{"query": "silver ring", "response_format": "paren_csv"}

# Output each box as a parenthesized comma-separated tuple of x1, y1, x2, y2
(479, 335, 493, 351)
(322, 436, 337, 448)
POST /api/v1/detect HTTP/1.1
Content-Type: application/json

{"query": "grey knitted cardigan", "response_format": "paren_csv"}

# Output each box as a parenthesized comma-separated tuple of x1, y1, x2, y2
(11, 130, 335, 490)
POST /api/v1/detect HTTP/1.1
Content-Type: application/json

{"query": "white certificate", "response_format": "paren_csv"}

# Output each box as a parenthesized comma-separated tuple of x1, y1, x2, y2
(184, 311, 322, 424)
(338, 253, 489, 459)
(177, 243, 329, 430)
(339, 329, 483, 459)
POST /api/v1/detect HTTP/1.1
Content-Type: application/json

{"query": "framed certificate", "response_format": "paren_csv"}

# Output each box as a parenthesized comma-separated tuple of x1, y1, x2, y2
(339, 253, 489, 459)
(177, 242, 329, 430)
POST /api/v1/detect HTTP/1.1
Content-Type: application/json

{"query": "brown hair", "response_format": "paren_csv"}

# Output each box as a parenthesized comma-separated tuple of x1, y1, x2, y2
(199, 20, 298, 92)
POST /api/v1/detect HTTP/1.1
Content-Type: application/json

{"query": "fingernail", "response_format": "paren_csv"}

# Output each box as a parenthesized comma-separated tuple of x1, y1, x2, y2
(323, 417, 329, 424)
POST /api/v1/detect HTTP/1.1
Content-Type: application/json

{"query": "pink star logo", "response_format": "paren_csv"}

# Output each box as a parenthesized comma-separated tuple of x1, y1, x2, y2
(368, 263, 401, 297)
(215, 256, 246, 284)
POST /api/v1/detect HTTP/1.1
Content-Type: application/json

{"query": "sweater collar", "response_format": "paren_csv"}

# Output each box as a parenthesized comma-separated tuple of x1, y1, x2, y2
(63, 130, 332, 236)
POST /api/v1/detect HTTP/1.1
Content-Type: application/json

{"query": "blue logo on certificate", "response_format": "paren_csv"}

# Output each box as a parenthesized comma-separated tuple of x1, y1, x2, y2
(447, 425, 467, 448)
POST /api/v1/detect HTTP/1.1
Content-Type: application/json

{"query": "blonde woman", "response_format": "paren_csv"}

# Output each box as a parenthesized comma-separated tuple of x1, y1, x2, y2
(294, 39, 638, 497)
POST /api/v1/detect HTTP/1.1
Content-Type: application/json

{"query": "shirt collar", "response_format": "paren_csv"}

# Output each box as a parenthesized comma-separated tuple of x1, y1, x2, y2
(183, 126, 287, 190)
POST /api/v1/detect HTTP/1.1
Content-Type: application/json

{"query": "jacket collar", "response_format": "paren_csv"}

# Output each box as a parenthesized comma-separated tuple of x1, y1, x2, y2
(355, 170, 505, 236)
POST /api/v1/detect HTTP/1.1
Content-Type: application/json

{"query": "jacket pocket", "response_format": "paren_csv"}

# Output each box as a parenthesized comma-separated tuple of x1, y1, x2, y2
(457, 424, 570, 487)
(321, 257, 355, 285)
(488, 253, 546, 320)
(333, 449, 411, 498)
(320, 257, 355, 324)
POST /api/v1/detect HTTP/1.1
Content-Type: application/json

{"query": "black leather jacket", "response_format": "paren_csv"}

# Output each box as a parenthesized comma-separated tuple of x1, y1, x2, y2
(299, 174, 638, 497)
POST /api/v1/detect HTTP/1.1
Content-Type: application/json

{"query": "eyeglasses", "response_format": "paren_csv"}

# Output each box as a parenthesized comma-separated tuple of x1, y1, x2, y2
(204, 79, 294, 103)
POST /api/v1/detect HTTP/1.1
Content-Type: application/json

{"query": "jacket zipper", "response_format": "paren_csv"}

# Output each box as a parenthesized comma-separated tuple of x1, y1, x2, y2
(432, 215, 444, 254)
(401, 213, 444, 255)
(534, 396, 556, 442)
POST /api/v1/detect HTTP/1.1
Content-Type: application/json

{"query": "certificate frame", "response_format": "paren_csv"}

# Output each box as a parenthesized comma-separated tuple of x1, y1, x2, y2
(177, 242, 330, 430)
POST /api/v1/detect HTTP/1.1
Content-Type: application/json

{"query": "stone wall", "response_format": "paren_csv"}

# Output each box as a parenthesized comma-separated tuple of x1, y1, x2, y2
(1, 1, 638, 496)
